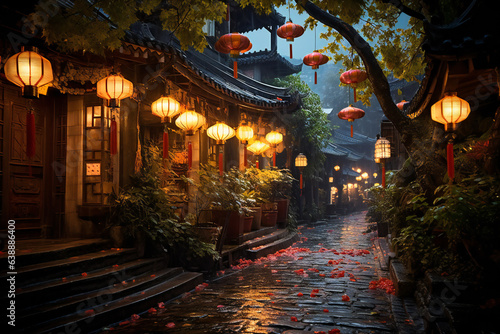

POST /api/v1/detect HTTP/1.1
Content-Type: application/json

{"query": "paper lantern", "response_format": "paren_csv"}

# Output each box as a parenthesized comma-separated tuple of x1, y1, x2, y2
(151, 96, 181, 121)
(215, 33, 252, 78)
(338, 105, 365, 137)
(277, 20, 305, 58)
(295, 153, 307, 196)
(175, 110, 206, 136)
(334, 165, 340, 171)
(431, 92, 470, 181)
(340, 69, 367, 102)
(303, 51, 328, 84)
(266, 131, 283, 167)
(375, 136, 391, 188)
(236, 124, 254, 168)
(207, 122, 235, 145)
(97, 73, 133, 108)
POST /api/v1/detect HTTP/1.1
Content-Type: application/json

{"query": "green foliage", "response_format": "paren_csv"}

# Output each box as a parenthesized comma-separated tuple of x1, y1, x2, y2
(244, 166, 295, 203)
(273, 74, 331, 176)
(108, 143, 219, 262)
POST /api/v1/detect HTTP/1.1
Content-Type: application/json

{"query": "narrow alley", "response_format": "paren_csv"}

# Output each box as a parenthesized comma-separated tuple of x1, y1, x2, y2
(102, 212, 419, 334)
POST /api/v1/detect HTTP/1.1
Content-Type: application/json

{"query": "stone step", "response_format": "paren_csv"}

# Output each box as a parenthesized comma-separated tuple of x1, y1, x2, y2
(246, 232, 300, 259)
(6, 247, 138, 287)
(28, 271, 204, 334)
(389, 258, 415, 297)
(17, 266, 183, 327)
(0, 238, 111, 269)
(16, 257, 165, 309)
(241, 226, 277, 243)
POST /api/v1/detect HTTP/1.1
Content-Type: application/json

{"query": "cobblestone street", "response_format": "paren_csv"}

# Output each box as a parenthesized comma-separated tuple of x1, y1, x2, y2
(103, 212, 403, 333)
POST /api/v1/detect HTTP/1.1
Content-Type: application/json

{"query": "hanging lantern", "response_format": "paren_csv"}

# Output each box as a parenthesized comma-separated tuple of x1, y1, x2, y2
(295, 153, 307, 196)
(97, 73, 133, 108)
(397, 100, 408, 111)
(277, 20, 305, 59)
(303, 51, 329, 84)
(4, 47, 54, 99)
(152, 96, 181, 159)
(215, 33, 252, 79)
(374, 136, 391, 188)
(338, 105, 365, 137)
(339, 69, 367, 103)
(236, 124, 254, 168)
(175, 110, 206, 136)
(361, 172, 369, 179)
(207, 122, 235, 145)
(247, 139, 270, 169)
(265, 131, 283, 167)
(431, 92, 470, 181)
(334, 165, 340, 171)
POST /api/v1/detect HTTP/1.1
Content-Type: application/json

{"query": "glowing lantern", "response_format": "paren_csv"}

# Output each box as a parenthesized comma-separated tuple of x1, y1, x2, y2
(295, 153, 307, 196)
(4, 47, 53, 99)
(151, 96, 181, 159)
(265, 131, 283, 167)
(338, 105, 365, 137)
(97, 73, 133, 108)
(340, 69, 367, 102)
(277, 20, 305, 59)
(4, 47, 54, 163)
(236, 124, 254, 168)
(362, 172, 368, 179)
(247, 139, 270, 169)
(431, 92, 471, 181)
(175, 110, 206, 170)
(356, 176, 362, 181)
(374, 136, 391, 188)
(215, 33, 252, 79)
(334, 165, 340, 171)
(303, 51, 328, 84)
(207, 122, 235, 176)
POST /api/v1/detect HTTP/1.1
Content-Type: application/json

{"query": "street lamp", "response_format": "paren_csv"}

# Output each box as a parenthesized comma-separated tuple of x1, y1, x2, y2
(295, 153, 307, 196)
(374, 135, 391, 188)
(431, 92, 470, 182)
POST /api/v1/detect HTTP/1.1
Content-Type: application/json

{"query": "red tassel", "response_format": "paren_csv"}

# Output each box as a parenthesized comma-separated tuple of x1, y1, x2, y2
(290, 44, 293, 59)
(382, 164, 386, 188)
(163, 131, 169, 159)
(233, 61, 238, 79)
(447, 142, 455, 180)
(26, 112, 36, 158)
(110, 118, 117, 155)
(256, 160, 259, 169)
(243, 145, 247, 168)
(314, 71, 317, 84)
(300, 173, 303, 196)
(350, 124, 353, 138)
(188, 141, 192, 170)
(273, 151, 276, 167)
(219, 150, 224, 176)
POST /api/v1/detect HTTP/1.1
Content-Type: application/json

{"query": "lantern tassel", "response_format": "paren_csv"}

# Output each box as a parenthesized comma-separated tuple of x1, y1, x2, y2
(300, 173, 303, 196)
(110, 117, 117, 155)
(350, 124, 353, 138)
(273, 151, 276, 167)
(314, 71, 317, 85)
(256, 159, 259, 169)
(233, 61, 238, 79)
(243, 144, 248, 168)
(447, 142, 455, 181)
(163, 131, 169, 159)
(188, 141, 192, 170)
(289, 44, 293, 59)
(219, 149, 224, 176)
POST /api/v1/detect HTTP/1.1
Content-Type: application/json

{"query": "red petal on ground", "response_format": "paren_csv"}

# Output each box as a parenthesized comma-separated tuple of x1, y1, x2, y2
(148, 307, 157, 313)
(342, 294, 350, 301)
(131, 314, 140, 321)
(323, 308, 329, 312)
(81, 272, 88, 277)
(328, 329, 341, 334)
(158, 302, 165, 308)
(166, 322, 175, 328)
(290, 316, 298, 322)
(297, 292, 303, 297)
(84, 309, 95, 315)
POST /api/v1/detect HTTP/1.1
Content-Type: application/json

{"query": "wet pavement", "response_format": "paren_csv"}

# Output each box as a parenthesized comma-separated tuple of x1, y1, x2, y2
(102, 211, 401, 334)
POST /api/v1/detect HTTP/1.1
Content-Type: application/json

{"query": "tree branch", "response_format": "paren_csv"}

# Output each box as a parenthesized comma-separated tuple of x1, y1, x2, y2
(297, 0, 415, 142)
(381, 0, 425, 21)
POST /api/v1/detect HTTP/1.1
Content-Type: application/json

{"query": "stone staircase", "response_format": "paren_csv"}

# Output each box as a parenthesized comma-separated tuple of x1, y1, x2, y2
(0, 238, 203, 334)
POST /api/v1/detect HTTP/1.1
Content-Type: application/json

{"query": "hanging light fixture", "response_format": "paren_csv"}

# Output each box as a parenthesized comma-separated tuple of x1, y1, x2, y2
(295, 153, 307, 196)
(215, 33, 252, 79)
(151, 96, 181, 159)
(338, 105, 365, 137)
(175, 110, 206, 170)
(303, 51, 328, 85)
(340, 69, 367, 103)
(4, 47, 54, 165)
(431, 92, 470, 182)
(207, 122, 235, 175)
(277, 20, 304, 59)
(247, 139, 270, 169)
(4, 47, 54, 99)
(374, 135, 391, 188)
(334, 165, 340, 171)
(236, 124, 254, 168)
(96, 73, 133, 108)
(265, 130, 283, 167)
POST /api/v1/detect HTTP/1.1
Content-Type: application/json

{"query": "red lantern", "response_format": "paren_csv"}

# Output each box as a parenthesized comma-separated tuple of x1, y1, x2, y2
(397, 100, 407, 110)
(340, 69, 367, 102)
(303, 51, 328, 84)
(338, 105, 365, 137)
(215, 33, 252, 79)
(277, 20, 305, 59)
